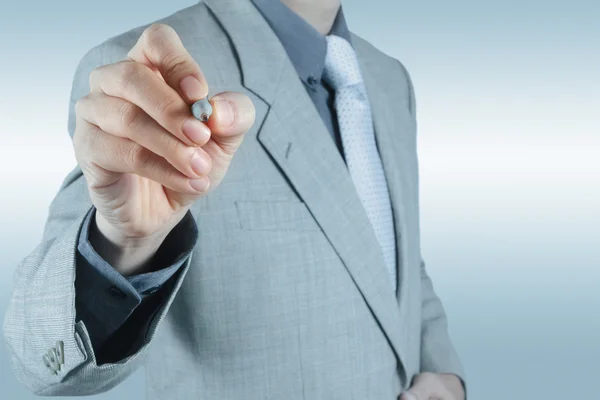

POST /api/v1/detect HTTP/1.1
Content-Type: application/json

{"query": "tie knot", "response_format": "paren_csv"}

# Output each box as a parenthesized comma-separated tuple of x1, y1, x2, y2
(323, 35, 362, 91)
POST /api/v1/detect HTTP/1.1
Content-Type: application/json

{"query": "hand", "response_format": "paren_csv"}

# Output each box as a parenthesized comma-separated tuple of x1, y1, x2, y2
(73, 24, 255, 274)
(400, 373, 465, 400)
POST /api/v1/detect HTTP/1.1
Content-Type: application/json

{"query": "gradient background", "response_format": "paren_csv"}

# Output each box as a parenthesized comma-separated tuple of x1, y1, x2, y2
(0, 0, 598, 398)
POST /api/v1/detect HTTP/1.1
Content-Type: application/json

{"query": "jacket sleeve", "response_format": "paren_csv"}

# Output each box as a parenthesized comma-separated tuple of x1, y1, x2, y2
(75, 206, 192, 353)
(397, 59, 467, 392)
(2, 41, 197, 396)
(418, 261, 466, 383)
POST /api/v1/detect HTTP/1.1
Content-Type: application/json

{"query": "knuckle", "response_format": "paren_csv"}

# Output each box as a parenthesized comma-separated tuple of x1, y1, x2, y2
(142, 24, 191, 79)
(117, 61, 142, 84)
(128, 143, 152, 170)
(164, 135, 182, 158)
(74, 93, 96, 118)
(163, 51, 190, 78)
(154, 95, 177, 118)
(89, 63, 114, 91)
(117, 101, 140, 132)
(143, 23, 175, 43)
(88, 66, 102, 89)
(160, 162, 176, 182)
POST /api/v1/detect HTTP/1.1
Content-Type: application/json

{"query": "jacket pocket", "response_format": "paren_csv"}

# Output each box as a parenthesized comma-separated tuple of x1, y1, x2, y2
(234, 200, 321, 232)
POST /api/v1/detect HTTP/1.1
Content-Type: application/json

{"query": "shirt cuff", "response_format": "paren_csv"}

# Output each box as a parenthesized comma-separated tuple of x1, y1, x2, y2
(126, 210, 198, 295)
(75, 206, 198, 347)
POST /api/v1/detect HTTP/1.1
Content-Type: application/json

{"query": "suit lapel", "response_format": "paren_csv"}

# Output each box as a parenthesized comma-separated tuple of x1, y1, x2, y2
(353, 35, 417, 360)
(204, 0, 408, 379)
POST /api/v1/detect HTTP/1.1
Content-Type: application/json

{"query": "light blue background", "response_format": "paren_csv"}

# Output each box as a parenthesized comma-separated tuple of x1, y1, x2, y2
(0, 0, 598, 398)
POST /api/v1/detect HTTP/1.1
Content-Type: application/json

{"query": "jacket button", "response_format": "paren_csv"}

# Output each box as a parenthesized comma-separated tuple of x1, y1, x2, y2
(43, 342, 64, 375)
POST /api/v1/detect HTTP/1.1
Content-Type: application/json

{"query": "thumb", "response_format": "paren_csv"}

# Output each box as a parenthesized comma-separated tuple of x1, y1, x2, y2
(206, 91, 255, 155)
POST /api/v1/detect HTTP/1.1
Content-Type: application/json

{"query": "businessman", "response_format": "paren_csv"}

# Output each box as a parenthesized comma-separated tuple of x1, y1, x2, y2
(4, 0, 465, 398)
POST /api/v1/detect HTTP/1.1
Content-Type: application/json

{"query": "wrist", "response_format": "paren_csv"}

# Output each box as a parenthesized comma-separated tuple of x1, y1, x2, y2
(95, 211, 170, 247)
(91, 212, 173, 276)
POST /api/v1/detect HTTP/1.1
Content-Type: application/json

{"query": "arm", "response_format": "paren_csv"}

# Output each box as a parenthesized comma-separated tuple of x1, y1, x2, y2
(419, 261, 466, 385)
(2, 167, 196, 396)
(2, 44, 196, 396)
(400, 261, 465, 400)
(398, 60, 466, 397)
(4, 22, 254, 396)
(75, 206, 195, 353)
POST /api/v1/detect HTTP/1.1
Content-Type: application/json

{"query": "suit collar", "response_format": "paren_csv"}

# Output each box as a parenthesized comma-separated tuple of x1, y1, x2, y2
(250, 0, 351, 85)
(203, 0, 285, 104)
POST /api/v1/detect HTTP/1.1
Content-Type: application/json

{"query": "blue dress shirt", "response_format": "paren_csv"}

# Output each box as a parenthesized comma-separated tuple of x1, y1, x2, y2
(75, 1, 354, 359)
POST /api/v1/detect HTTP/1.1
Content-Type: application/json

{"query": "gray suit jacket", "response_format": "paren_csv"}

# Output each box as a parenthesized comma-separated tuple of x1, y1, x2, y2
(3, 0, 465, 398)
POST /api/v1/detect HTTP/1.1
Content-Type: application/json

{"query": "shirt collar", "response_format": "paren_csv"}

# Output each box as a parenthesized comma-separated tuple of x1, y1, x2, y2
(251, 0, 352, 85)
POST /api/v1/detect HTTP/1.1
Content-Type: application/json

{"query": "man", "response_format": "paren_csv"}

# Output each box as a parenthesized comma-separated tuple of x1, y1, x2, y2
(3, 0, 465, 398)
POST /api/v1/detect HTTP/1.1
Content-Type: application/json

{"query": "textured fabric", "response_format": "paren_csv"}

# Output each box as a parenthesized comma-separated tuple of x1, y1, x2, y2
(75, 0, 350, 319)
(77, 208, 196, 294)
(2, 0, 465, 398)
(324, 35, 397, 290)
(73, 1, 351, 353)
(75, 207, 197, 352)
(93, 268, 182, 366)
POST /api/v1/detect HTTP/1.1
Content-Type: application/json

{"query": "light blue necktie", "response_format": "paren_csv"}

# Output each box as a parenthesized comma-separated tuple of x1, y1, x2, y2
(323, 35, 397, 290)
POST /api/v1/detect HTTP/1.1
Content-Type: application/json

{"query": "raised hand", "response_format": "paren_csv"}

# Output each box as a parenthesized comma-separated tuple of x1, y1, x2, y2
(73, 24, 255, 274)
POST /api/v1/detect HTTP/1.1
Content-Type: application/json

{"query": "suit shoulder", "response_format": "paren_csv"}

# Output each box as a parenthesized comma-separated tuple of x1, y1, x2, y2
(80, 2, 213, 67)
(352, 33, 400, 67)
(350, 33, 410, 75)
(351, 33, 417, 115)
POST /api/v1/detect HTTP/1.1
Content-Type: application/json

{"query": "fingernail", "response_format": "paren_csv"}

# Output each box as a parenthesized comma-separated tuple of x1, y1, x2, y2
(189, 176, 210, 192)
(182, 118, 211, 145)
(214, 99, 235, 127)
(180, 76, 206, 101)
(190, 150, 212, 176)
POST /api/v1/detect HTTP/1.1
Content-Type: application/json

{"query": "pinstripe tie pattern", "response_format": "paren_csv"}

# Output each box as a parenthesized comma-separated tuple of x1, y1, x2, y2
(323, 35, 397, 290)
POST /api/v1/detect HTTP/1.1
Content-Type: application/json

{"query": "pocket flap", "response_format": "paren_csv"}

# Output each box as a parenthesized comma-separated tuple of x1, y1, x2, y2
(235, 201, 321, 231)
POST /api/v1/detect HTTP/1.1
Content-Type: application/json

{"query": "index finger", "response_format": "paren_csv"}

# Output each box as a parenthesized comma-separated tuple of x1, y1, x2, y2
(127, 23, 209, 104)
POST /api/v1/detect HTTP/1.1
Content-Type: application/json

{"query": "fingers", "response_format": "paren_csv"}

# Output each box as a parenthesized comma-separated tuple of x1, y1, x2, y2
(207, 91, 256, 155)
(127, 23, 208, 103)
(89, 60, 207, 147)
(88, 23, 256, 156)
(89, 23, 212, 148)
(401, 372, 453, 400)
(74, 119, 210, 195)
(76, 92, 212, 179)
(81, 23, 255, 198)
